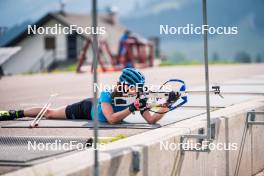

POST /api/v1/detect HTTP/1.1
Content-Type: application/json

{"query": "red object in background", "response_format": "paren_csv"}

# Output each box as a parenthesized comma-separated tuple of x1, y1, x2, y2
(76, 37, 154, 73)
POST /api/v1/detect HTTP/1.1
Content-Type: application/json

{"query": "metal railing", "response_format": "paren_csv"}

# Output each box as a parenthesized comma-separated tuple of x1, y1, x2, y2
(234, 111, 264, 176)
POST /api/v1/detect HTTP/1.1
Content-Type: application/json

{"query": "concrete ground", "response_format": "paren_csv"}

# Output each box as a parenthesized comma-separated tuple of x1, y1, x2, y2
(0, 63, 264, 174)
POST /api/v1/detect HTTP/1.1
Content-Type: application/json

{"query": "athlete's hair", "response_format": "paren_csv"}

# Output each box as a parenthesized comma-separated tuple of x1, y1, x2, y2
(111, 82, 123, 99)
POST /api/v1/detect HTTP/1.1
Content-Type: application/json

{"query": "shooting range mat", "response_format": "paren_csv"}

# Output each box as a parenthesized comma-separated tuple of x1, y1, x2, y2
(2, 109, 206, 128)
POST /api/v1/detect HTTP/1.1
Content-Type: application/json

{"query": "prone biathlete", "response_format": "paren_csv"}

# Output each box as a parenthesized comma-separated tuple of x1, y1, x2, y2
(0, 68, 169, 124)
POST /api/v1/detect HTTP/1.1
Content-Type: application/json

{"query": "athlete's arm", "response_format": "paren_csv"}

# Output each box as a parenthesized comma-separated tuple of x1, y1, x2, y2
(101, 102, 131, 124)
(141, 107, 169, 124)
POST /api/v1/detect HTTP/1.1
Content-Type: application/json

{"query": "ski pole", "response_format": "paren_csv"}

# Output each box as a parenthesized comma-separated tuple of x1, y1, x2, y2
(34, 103, 51, 127)
(30, 94, 58, 128)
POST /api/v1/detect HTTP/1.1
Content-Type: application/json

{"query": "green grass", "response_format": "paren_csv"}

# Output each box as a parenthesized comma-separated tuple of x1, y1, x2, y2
(51, 64, 77, 73)
(160, 60, 201, 66)
(99, 134, 126, 145)
(21, 71, 50, 75)
(21, 64, 77, 75)
(209, 60, 237, 64)
(160, 59, 237, 66)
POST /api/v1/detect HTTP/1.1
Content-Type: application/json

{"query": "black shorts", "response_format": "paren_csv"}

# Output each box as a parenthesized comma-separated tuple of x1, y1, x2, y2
(65, 98, 93, 120)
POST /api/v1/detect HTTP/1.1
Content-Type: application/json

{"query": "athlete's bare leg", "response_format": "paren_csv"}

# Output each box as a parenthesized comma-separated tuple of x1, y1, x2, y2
(23, 106, 67, 119)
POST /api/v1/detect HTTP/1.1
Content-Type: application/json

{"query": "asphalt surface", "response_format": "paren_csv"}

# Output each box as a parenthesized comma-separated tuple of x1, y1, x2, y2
(1, 63, 264, 174)
(1, 64, 264, 138)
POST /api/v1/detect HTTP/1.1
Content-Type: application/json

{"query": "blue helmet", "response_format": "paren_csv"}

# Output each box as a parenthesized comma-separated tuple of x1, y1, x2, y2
(119, 68, 145, 87)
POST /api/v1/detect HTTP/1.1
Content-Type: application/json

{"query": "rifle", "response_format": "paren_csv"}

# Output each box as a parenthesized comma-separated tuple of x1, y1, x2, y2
(112, 79, 223, 114)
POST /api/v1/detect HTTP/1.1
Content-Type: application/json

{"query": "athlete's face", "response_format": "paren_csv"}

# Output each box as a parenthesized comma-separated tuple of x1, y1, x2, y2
(121, 84, 137, 95)
(117, 82, 141, 95)
(127, 86, 137, 94)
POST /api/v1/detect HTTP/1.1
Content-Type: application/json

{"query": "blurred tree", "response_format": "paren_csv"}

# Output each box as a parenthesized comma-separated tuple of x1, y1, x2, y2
(234, 51, 251, 63)
(169, 52, 186, 63)
(211, 52, 220, 62)
(255, 53, 263, 63)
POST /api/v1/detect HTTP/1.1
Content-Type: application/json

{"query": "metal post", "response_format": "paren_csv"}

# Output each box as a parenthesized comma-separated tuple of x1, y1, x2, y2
(91, 0, 99, 175)
(179, 0, 212, 154)
(202, 0, 211, 140)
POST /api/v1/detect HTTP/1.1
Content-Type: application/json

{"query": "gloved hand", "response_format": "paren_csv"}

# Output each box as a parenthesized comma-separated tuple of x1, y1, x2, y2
(166, 91, 181, 107)
(128, 98, 147, 113)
